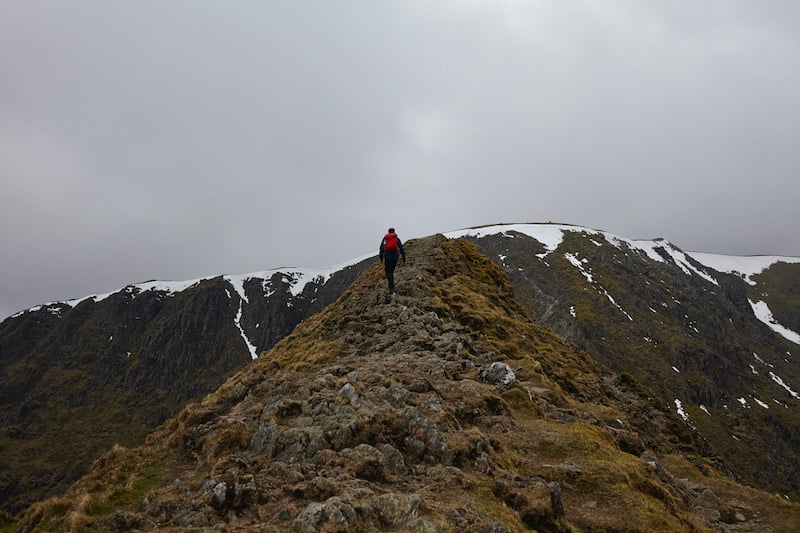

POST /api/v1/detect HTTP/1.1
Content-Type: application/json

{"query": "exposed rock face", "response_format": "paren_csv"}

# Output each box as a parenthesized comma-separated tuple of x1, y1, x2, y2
(0, 260, 371, 513)
(17, 236, 800, 532)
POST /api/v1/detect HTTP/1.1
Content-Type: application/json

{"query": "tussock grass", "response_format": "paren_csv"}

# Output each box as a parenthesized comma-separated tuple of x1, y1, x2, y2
(18, 442, 178, 532)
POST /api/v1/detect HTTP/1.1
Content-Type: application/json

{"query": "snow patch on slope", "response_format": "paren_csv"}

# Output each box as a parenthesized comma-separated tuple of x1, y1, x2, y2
(446, 224, 575, 257)
(225, 274, 251, 303)
(224, 253, 374, 301)
(689, 253, 800, 286)
(674, 399, 694, 428)
(234, 301, 259, 360)
(691, 253, 800, 345)
(750, 300, 800, 345)
(769, 371, 800, 400)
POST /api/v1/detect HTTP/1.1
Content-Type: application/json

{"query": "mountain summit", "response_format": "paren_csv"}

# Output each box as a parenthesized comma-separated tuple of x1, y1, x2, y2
(15, 235, 800, 532)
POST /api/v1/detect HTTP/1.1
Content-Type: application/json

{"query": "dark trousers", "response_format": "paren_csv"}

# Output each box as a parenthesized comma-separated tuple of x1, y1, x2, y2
(384, 256, 398, 292)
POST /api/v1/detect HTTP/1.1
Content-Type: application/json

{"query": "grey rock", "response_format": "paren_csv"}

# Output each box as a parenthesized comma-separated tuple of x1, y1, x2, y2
(337, 382, 361, 408)
(249, 420, 278, 454)
(306, 476, 338, 501)
(378, 443, 407, 475)
(293, 496, 358, 533)
(212, 481, 227, 508)
(479, 362, 516, 392)
(341, 443, 386, 481)
(550, 481, 564, 517)
(371, 492, 421, 527)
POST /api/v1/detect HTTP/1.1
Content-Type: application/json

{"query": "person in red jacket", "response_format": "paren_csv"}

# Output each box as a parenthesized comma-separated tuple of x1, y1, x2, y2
(379, 228, 406, 294)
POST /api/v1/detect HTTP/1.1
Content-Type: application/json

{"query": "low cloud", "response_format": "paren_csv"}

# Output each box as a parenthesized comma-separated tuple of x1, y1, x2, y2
(1, 1, 798, 318)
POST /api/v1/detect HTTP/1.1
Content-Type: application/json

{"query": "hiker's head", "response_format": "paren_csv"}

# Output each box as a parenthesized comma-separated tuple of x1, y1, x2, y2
(388, 227, 395, 234)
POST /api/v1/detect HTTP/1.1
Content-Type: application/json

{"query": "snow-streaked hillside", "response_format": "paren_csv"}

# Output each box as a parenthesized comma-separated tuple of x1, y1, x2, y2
(13, 222, 800, 346)
(11, 253, 375, 321)
(13, 222, 798, 327)
(446, 223, 800, 281)
(445, 223, 800, 345)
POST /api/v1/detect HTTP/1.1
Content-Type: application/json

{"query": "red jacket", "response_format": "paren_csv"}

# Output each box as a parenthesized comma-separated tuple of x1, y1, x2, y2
(379, 233, 406, 261)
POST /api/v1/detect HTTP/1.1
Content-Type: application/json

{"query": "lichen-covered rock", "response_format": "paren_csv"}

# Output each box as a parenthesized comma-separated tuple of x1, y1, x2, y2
(293, 496, 358, 533)
(371, 492, 421, 527)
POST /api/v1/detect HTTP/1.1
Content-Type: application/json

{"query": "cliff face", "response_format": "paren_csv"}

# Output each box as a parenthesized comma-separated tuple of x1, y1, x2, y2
(16, 236, 800, 532)
(0, 260, 371, 513)
(461, 227, 800, 499)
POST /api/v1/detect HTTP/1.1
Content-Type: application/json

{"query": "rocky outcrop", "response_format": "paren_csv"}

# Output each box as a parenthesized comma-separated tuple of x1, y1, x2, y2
(17, 236, 800, 532)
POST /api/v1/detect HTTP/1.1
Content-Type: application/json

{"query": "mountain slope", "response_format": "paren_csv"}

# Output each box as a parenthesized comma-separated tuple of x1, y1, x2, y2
(0, 260, 371, 513)
(450, 223, 800, 499)
(15, 236, 800, 532)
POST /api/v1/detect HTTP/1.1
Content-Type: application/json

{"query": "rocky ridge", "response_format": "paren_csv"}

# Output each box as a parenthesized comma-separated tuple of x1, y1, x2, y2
(15, 236, 800, 532)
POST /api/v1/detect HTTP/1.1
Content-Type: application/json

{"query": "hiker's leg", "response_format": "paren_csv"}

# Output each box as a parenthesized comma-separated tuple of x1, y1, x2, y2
(385, 257, 398, 292)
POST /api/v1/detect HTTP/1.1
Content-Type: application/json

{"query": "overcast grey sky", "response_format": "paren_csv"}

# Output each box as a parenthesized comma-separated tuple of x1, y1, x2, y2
(1, 1, 799, 319)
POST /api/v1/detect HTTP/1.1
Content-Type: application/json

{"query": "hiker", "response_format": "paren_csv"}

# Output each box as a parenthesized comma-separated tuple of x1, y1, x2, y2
(379, 227, 406, 293)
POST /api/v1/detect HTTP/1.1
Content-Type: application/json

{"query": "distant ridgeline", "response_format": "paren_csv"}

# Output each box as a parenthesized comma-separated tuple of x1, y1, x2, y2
(1, 223, 799, 526)
(0, 258, 374, 513)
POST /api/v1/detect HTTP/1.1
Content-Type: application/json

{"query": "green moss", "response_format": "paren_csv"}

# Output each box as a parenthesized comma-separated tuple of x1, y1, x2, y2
(500, 383, 540, 415)
(467, 477, 523, 526)
(88, 461, 167, 517)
